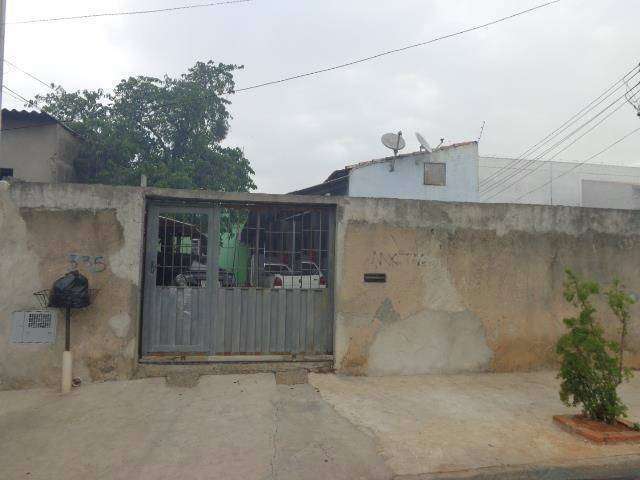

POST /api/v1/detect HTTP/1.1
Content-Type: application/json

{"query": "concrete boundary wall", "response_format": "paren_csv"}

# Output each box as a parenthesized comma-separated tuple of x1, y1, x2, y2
(334, 197, 640, 375)
(2, 181, 640, 388)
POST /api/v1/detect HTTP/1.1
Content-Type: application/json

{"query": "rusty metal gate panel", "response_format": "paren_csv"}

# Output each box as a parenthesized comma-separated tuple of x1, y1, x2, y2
(141, 201, 334, 357)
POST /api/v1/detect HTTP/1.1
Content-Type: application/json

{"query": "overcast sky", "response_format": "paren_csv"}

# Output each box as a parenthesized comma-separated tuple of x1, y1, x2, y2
(4, 0, 640, 193)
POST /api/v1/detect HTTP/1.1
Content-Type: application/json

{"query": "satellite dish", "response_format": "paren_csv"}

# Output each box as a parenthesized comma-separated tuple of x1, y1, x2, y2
(381, 131, 405, 156)
(415, 132, 432, 153)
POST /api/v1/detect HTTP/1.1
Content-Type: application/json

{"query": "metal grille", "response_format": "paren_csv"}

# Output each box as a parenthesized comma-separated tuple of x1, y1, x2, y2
(155, 213, 209, 288)
(424, 162, 446, 186)
(219, 205, 330, 290)
(27, 312, 52, 329)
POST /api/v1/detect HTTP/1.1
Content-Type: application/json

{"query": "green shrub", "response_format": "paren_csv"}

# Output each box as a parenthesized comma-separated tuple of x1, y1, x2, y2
(556, 269, 634, 424)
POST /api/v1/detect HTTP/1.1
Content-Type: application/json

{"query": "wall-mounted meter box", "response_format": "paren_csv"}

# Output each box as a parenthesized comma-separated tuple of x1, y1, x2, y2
(10, 310, 57, 344)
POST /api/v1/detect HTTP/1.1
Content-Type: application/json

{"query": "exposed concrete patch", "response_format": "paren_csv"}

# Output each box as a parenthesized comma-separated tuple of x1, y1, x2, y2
(108, 313, 131, 338)
(339, 298, 401, 375)
(368, 309, 492, 376)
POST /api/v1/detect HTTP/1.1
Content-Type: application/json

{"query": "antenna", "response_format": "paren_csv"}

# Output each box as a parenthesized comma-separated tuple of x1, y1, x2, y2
(381, 131, 405, 172)
(435, 138, 445, 150)
(381, 131, 405, 156)
(415, 132, 432, 153)
(477, 121, 486, 141)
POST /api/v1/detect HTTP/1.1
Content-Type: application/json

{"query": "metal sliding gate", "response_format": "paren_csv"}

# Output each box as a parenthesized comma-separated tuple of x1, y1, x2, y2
(141, 201, 334, 357)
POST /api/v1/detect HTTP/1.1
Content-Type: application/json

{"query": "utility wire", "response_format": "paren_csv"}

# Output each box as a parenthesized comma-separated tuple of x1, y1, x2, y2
(6, 0, 251, 25)
(3, 85, 30, 104)
(2, 88, 24, 104)
(481, 80, 640, 198)
(480, 63, 639, 188)
(483, 87, 640, 201)
(4, 1, 561, 105)
(513, 127, 640, 202)
(480, 63, 640, 190)
(233, 0, 561, 92)
(3, 59, 52, 88)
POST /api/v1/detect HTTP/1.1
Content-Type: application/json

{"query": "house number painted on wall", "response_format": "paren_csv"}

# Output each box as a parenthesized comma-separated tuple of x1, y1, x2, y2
(68, 254, 107, 273)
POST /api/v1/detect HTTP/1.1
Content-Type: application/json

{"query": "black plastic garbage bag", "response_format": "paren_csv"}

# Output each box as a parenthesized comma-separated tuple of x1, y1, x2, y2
(49, 270, 90, 308)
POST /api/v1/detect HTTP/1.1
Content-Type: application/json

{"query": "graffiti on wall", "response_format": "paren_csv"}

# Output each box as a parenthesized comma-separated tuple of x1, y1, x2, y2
(366, 250, 427, 268)
(68, 254, 107, 273)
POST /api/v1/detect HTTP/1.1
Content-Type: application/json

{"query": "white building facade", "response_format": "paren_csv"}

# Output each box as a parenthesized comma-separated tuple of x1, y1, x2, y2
(294, 142, 640, 210)
(293, 141, 480, 202)
(479, 157, 640, 209)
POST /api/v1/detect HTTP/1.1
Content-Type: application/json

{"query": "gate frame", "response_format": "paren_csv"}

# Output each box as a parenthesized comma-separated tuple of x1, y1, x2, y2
(138, 195, 336, 363)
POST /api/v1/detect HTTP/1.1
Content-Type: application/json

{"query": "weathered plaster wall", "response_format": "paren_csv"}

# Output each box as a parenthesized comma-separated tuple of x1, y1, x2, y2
(334, 198, 640, 376)
(3, 181, 640, 387)
(0, 182, 145, 389)
(0, 124, 77, 183)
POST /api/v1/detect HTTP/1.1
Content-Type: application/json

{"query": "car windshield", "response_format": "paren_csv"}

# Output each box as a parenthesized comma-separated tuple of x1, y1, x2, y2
(264, 264, 291, 274)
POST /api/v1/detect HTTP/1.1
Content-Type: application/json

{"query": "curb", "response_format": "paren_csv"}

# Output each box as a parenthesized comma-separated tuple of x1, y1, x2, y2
(394, 454, 640, 480)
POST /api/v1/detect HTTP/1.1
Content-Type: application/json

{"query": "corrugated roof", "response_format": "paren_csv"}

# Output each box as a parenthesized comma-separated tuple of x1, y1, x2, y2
(1, 108, 80, 137)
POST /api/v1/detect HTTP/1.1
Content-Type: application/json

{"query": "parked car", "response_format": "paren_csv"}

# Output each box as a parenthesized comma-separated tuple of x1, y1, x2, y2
(261, 260, 326, 289)
(175, 261, 236, 287)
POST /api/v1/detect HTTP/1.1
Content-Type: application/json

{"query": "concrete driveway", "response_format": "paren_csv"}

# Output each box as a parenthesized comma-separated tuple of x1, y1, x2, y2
(310, 371, 640, 479)
(0, 374, 390, 480)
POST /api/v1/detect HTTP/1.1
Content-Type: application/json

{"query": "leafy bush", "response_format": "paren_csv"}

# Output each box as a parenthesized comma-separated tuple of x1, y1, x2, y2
(556, 269, 635, 424)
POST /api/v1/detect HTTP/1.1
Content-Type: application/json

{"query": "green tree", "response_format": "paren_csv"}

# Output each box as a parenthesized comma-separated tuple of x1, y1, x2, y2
(556, 269, 630, 424)
(31, 61, 256, 192)
(604, 278, 636, 380)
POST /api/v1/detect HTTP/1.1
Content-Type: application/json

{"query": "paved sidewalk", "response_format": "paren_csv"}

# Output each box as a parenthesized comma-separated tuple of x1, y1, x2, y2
(309, 371, 640, 479)
(0, 374, 390, 480)
(2, 371, 639, 479)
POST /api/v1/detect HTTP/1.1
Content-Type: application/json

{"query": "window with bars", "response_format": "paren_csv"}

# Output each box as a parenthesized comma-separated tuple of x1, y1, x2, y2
(424, 163, 446, 186)
(219, 206, 331, 290)
(153, 205, 332, 290)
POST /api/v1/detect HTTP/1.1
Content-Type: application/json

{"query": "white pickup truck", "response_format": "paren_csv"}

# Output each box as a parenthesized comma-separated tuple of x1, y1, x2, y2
(261, 261, 326, 289)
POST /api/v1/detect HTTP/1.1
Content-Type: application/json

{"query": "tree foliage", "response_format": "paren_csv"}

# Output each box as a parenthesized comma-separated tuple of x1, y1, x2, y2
(556, 269, 635, 424)
(605, 278, 636, 379)
(31, 61, 256, 191)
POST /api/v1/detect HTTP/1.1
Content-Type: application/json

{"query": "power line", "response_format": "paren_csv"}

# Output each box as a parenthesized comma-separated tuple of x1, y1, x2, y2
(2, 88, 23, 104)
(483, 87, 640, 201)
(480, 63, 639, 189)
(2, 59, 51, 88)
(3, 84, 29, 103)
(481, 80, 640, 198)
(233, 0, 561, 92)
(513, 127, 640, 202)
(6, 0, 251, 25)
(480, 63, 640, 190)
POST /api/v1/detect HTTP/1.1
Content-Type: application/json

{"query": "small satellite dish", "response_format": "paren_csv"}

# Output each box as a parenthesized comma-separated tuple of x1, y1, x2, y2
(381, 131, 405, 156)
(415, 132, 432, 153)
